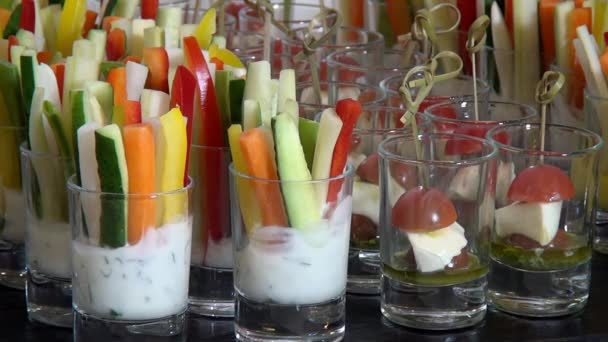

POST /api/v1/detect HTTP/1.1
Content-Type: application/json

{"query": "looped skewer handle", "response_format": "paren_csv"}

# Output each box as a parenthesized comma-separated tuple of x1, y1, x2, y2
(408, 50, 463, 87)
(535, 71, 565, 163)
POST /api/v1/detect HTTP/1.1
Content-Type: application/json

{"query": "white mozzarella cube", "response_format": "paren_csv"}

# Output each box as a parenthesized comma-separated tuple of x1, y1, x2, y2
(495, 201, 562, 246)
(407, 222, 468, 273)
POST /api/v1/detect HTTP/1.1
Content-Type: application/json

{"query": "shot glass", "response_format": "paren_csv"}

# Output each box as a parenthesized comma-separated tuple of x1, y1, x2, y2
(296, 81, 386, 119)
(348, 107, 430, 294)
(584, 90, 608, 253)
(21, 146, 73, 327)
(189, 145, 234, 317)
(230, 163, 354, 341)
(69, 176, 193, 338)
(238, 2, 338, 33)
(0, 125, 26, 289)
(326, 47, 420, 87)
(380, 73, 490, 109)
(378, 133, 497, 330)
(486, 123, 603, 317)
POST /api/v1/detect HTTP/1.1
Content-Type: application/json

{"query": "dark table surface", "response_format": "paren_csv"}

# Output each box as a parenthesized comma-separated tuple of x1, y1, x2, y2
(2, 253, 608, 341)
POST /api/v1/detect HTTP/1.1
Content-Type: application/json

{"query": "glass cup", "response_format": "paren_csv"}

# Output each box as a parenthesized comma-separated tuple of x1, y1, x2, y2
(380, 73, 491, 109)
(364, 0, 414, 48)
(21, 146, 73, 327)
(68, 176, 193, 338)
(296, 81, 386, 119)
(326, 47, 420, 87)
(0, 126, 26, 290)
(378, 133, 497, 330)
(486, 123, 603, 317)
(348, 107, 431, 295)
(238, 2, 338, 33)
(230, 163, 355, 341)
(189, 145, 234, 317)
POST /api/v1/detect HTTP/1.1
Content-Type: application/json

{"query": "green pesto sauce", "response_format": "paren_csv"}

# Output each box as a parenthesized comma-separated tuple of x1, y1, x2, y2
(350, 238, 379, 251)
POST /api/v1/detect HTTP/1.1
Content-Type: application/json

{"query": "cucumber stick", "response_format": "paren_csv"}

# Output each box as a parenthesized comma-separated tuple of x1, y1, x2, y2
(72, 39, 97, 61)
(113, 0, 137, 18)
(278, 69, 296, 119)
(87, 29, 107, 64)
(215, 70, 233, 132)
(78, 122, 102, 244)
(95, 124, 128, 248)
(273, 113, 320, 230)
(20, 52, 37, 130)
(131, 19, 155, 58)
(298, 118, 319, 171)
(229, 79, 245, 124)
(243, 61, 275, 127)
(311, 108, 343, 208)
(141, 89, 170, 120)
(85, 81, 113, 124)
(513, 0, 540, 105)
(40, 4, 61, 53)
(43, 101, 72, 160)
(0, 61, 25, 127)
(242, 99, 261, 129)
(156, 7, 182, 49)
(143, 26, 164, 48)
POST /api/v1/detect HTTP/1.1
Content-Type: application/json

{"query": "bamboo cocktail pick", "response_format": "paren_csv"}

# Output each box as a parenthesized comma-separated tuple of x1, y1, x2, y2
(466, 15, 490, 122)
(535, 71, 565, 164)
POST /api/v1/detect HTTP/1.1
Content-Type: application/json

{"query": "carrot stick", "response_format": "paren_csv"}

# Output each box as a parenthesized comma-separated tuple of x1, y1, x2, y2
(123, 123, 156, 245)
(143, 47, 169, 92)
(107, 66, 127, 108)
(36, 51, 53, 64)
(327, 99, 362, 203)
(210, 57, 224, 71)
(82, 10, 97, 38)
(107, 28, 126, 61)
(386, 0, 411, 39)
(239, 127, 288, 227)
(124, 100, 142, 125)
(50, 63, 65, 103)
(505, 0, 514, 45)
(539, 0, 560, 70)
(350, 0, 364, 27)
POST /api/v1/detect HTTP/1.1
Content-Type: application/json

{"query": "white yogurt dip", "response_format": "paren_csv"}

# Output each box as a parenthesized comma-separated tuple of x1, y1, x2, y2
(235, 196, 352, 305)
(1, 189, 26, 243)
(72, 221, 192, 320)
(191, 228, 234, 268)
(26, 219, 71, 278)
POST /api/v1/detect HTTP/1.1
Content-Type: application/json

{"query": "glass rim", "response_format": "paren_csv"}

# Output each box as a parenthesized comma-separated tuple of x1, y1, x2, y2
(66, 174, 195, 197)
(20, 142, 73, 160)
(239, 2, 339, 24)
(486, 123, 605, 157)
(378, 132, 498, 166)
(325, 47, 420, 73)
(296, 80, 387, 106)
(282, 25, 384, 47)
(229, 161, 354, 184)
(423, 99, 538, 125)
(380, 74, 491, 95)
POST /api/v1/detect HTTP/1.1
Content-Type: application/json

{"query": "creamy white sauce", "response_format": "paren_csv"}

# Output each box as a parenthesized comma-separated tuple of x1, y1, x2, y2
(72, 221, 192, 320)
(26, 219, 71, 278)
(235, 196, 352, 305)
(1, 189, 25, 243)
(191, 235, 234, 269)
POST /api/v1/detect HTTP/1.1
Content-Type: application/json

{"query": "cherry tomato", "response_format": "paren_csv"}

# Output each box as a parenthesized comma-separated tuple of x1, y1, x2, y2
(507, 164, 576, 202)
(356, 153, 380, 184)
(392, 186, 458, 233)
(390, 162, 418, 190)
(351, 214, 378, 242)
(505, 234, 542, 249)
(444, 124, 509, 155)
(547, 230, 571, 250)
(445, 249, 470, 271)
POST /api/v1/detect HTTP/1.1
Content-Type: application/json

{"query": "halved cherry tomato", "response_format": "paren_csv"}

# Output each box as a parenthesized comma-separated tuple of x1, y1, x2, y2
(351, 214, 377, 242)
(506, 229, 571, 250)
(356, 153, 380, 184)
(445, 249, 469, 270)
(390, 162, 418, 190)
(444, 124, 509, 156)
(392, 186, 457, 233)
(507, 164, 575, 202)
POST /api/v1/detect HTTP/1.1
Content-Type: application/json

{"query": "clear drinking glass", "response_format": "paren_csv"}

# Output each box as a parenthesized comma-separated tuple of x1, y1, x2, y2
(238, 2, 338, 33)
(378, 133, 497, 330)
(0, 125, 26, 289)
(230, 163, 354, 341)
(326, 47, 420, 87)
(21, 146, 73, 327)
(189, 145, 234, 317)
(348, 107, 430, 294)
(584, 90, 608, 253)
(486, 123, 602, 317)
(68, 176, 193, 338)
(296, 80, 386, 119)
(380, 73, 490, 109)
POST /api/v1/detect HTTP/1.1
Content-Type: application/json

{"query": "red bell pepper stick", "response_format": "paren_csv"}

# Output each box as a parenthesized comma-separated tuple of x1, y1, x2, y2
(7, 35, 18, 63)
(82, 10, 98, 38)
(327, 98, 362, 203)
(141, 0, 159, 20)
(124, 100, 142, 125)
(182, 36, 224, 147)
(210, 57, 224, 71)
(170, 65, 196, 186)
(19, 0, 35, 33)
(107, 28, 126, 61)
(37, 51, 53, 64)
(143, 47, 169, 93)
(50, 63, 65, 102)
(457, 0, 476, 75)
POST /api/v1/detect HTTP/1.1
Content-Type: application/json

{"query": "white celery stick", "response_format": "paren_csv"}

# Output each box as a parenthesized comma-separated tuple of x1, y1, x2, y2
(125, 61, 149, 101)
(141, 89, 170, 120)
(491, 2, 514, 100)
(312, 108, 343, 208)
(513, 0, 540, 105)
(77, 122, 102, 244)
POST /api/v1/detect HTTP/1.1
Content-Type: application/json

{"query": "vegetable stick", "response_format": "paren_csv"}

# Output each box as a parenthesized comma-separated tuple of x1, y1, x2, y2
(540, 0, 560, 70)
(82, 10, 97, 38)
(170, 65, 196, 186)
(600, 48, 608, 76)
(143, 47, 169, 93)
(56, 0, 86, 57)
(141, 0, 159, 20)
(124, 100, 141, 125)
(106, 28, 126, 61)
(107, 66, 127, 108)
(327, 99, 362, 203)
(228, 124, 261, 233)
(569, 5, 593, 106)
(19, 0, 35, 33)
(513, 0, 541, 104)
(50, 63, 64, 102)
(123, 123, 156, 244)
(312, 108, 342, 207)
(239, 127, 288, 227)
(491, 2, 514, 100)
(125, 60, 148, 101)
(505, 0, 514, 45)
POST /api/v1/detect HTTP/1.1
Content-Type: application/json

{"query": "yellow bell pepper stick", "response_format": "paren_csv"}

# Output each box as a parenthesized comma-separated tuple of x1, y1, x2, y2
(209, 44, 245, 68)
(56, 0, 86, 57)
(194, 7, 216, 50)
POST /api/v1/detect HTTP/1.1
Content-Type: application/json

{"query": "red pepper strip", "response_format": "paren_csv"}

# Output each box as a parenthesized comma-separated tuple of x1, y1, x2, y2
(19, 0, 35, 33)
(143, 47, 169, 93)
(124, 100, 142, 125)
(82, 10, 98, 38)
(170, 65, 196, 186)
(182, 36, 225, 147)
(604, 32, 608, 47)
(457, 0, 476, 75)
(50, 63, 65, 102)
(37, 51, 53, 64)
(7, 35, 18, 62)
(327, 99, 362, 203)
(210, 57, 224, 71)
(141, 0, 159, 20)
(505, 0, 514, 45)
(102, 16, 120, 33)
(106, 28, 126, 61)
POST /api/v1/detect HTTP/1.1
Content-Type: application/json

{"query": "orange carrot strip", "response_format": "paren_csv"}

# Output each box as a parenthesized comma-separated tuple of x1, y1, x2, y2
(50, 63, 65, 102)
(505, 0, 514, 45)
(386, 0, 411, 38)
(210, 56, 224, 71)
(106, 28, 126, 61)
(123, 123, 156, 244)
(37, 51, 53, 64)
(239, 127, 288, 227)
(124, 100, 142, 125)
(539, 0, 560, 70)
(82, 10, 97, 37)
(107, 66, 127, 107)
